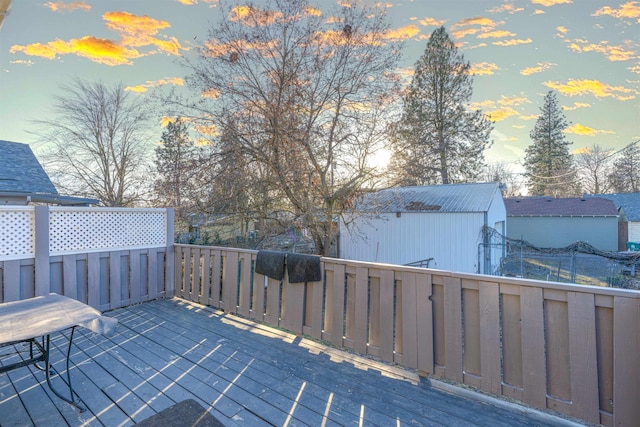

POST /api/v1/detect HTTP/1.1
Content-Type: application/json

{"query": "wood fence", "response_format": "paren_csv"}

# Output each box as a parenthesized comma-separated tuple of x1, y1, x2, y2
(175, 244, 640, 427)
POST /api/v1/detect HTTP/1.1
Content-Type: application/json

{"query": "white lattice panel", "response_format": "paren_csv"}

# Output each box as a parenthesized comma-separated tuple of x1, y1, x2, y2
(0, 207, 35, 260)
(49, 208, 167, 255)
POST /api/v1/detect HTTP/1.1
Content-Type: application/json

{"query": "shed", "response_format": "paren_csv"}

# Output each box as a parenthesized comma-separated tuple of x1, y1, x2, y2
(505, 196, 618, 251)
(584, 193, 640, 249)
(0, 140, 98, 206)
(339, 182, 506, 275)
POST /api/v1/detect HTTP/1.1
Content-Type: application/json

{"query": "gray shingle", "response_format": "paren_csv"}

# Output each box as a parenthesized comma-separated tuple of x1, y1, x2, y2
(0, 140, 57, 194)
(584, 193, 640, 222)
(505, 196, 618, 217)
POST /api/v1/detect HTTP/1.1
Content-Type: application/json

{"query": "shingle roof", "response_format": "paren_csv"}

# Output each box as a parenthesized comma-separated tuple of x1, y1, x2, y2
(354, 182, 501, 213)
(505, 196, 618, 217)
(0, 140, 57, 194)
(584, 193, 640, 222)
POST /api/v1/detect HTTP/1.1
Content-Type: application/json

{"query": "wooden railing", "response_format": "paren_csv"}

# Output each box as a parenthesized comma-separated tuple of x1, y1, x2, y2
(175, 244, 640, 427)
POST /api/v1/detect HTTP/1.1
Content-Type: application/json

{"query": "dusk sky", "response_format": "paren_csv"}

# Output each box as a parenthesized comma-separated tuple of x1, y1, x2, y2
(1, 0, 639, 175)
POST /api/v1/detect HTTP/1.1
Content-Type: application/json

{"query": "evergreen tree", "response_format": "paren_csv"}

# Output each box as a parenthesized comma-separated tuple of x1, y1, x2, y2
(154, 117, 198, 217)
(390, 26, 493, 185)
(609, 143, 640, 193)
(524, 91, 579, 196)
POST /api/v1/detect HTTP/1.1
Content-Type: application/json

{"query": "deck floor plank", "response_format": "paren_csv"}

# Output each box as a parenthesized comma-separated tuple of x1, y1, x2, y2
(0, 298, 566, 427)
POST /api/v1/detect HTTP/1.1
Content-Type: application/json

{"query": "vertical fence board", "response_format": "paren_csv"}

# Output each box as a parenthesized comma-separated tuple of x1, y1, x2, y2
(479, 281, 501, 395)
(416, 272, 433, 374)
(182, 248, 192, 300)
(595, 306, 614, 418)
(502, 293, 522, 388)
(199, 249, 211, 305)
(521, 286, 546, 409)
(368, 274, 381, 354)
(237, 253, 252, 318)
(432, 282, 445, 369)
(251, 273, 266, 322)
(148, 248, 158, 301)
(567, 292, 599, 423)
(443, 277, 463, 382)
(545, 299, 570, 403)
(109, 251, 123, 309)
(222, 251, 238, 313)
(613, 297, 640, 426)
(400, 272, 418, 369)
(3, 260, 21, 302)
(34, 206, 50, 297)
(210, 250, 222, 307)
(353, 267, 369, 354)
(265, 277, 281, 326)
(330, 264, 346, 348)
(345, 271, 356, 348)
(87, 252, 100, 309)
(63, 255, 78, 300)
(303, 276, 323, 340)
(174, 246, 183, 298)
(130, 250, 141, 304)
(463, 287, 481, 377)
(379, 270, 395, 362)
(191, 247, 201, 302)
(282, 279, 304, 335)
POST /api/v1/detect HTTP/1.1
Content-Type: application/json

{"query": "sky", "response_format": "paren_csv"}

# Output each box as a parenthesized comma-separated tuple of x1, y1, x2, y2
(0, 0, 639, 176)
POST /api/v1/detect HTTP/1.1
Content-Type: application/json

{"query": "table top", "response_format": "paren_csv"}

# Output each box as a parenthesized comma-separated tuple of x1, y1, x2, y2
(0, 293, 118, 344)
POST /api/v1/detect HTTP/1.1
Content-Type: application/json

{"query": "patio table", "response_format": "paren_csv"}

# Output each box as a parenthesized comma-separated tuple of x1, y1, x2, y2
(0, 293, 117, 409)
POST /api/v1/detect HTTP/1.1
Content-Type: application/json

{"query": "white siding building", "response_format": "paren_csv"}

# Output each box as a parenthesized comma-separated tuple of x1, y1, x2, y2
(339, 182, 506, 274)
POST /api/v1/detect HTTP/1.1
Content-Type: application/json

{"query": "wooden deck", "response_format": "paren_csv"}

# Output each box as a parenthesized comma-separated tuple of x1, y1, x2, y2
(1, 298, 576, 427)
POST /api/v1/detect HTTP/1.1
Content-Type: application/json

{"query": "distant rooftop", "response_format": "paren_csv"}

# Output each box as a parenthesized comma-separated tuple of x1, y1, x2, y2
(505, 196, 618, 217)
(0, 140, 98, 206)
(584, 193, 640, 222)
(353, 182, 502, 213)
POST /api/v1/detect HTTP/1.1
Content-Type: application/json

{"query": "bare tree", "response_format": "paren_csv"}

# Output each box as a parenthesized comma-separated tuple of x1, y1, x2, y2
(609, 142, 640, 193)
(574, 144, 614, 194)
(37, 80, 152, 206)
(172, 0, 401, 255)
(482, 162, 525, 197)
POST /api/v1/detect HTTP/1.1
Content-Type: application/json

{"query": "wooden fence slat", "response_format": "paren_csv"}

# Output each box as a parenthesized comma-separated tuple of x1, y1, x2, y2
(130, 250, 141, 304)
(199, 249, 211, 305)
(443, 276, 463, 382)
(400, 271, 418, 369)
(237, 253, 252, 318)
(148, 248, 158, 301)
(210, 250, 222, 307)
(379, 270, 395, 362)
(191, 247, 201, 302)
(3, 260, 21, 302)
(567, 292, 599, 423)
(521, 286, 546, 409)
(545, 298, 570, 403)
(173, 246, 183, 299)
(109, 251, 123, 309)
(479, 281, 501, 395)
(265, 277, 281, 326)
(251, 272, 266, 322)
(330, 264, 346, 348)
(463, 287, 481, 378)
(416, 272, 433, 374)
(63, 254, 77, 300)
(222, 251, 238, 313)
(182, 247, 192, 300)
(613, 296, 640, 426)
(303, 275, 323, 340)
(353, 267, 369, 354)
(281, 278, 304, 335)
(87, 252, 100, 308)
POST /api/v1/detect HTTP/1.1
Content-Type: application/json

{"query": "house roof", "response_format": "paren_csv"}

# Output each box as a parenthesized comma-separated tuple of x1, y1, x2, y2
(505, 196, 618, 217)
(0, 140, 98, 206)
(584, 193, 640, 222)
(354, 182, 501, 213)
(0, 140, 57, 194)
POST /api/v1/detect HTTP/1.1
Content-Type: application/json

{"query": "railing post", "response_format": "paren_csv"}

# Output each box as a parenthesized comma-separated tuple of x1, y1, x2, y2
(165, 208, 175, 297)
(34, 206, 50, 296)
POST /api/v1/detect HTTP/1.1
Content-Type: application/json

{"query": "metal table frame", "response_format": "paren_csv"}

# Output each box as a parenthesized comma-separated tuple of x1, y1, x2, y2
(0, 326, 84, 410)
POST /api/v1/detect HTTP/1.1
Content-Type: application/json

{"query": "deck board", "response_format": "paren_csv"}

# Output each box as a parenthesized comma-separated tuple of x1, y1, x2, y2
(1, 298, 567, 426)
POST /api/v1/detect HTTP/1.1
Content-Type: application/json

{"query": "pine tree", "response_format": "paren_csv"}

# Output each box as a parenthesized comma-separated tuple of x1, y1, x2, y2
(154, 117, 198, 216)
(609, 143, 640, 193)
(390, 26, 493, 185)
(524, 91, 579, 196)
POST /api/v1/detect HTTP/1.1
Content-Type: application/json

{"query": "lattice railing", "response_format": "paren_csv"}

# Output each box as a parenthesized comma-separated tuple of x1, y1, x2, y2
(49, 207, 167, 255)
(0, 207, 35, 260)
